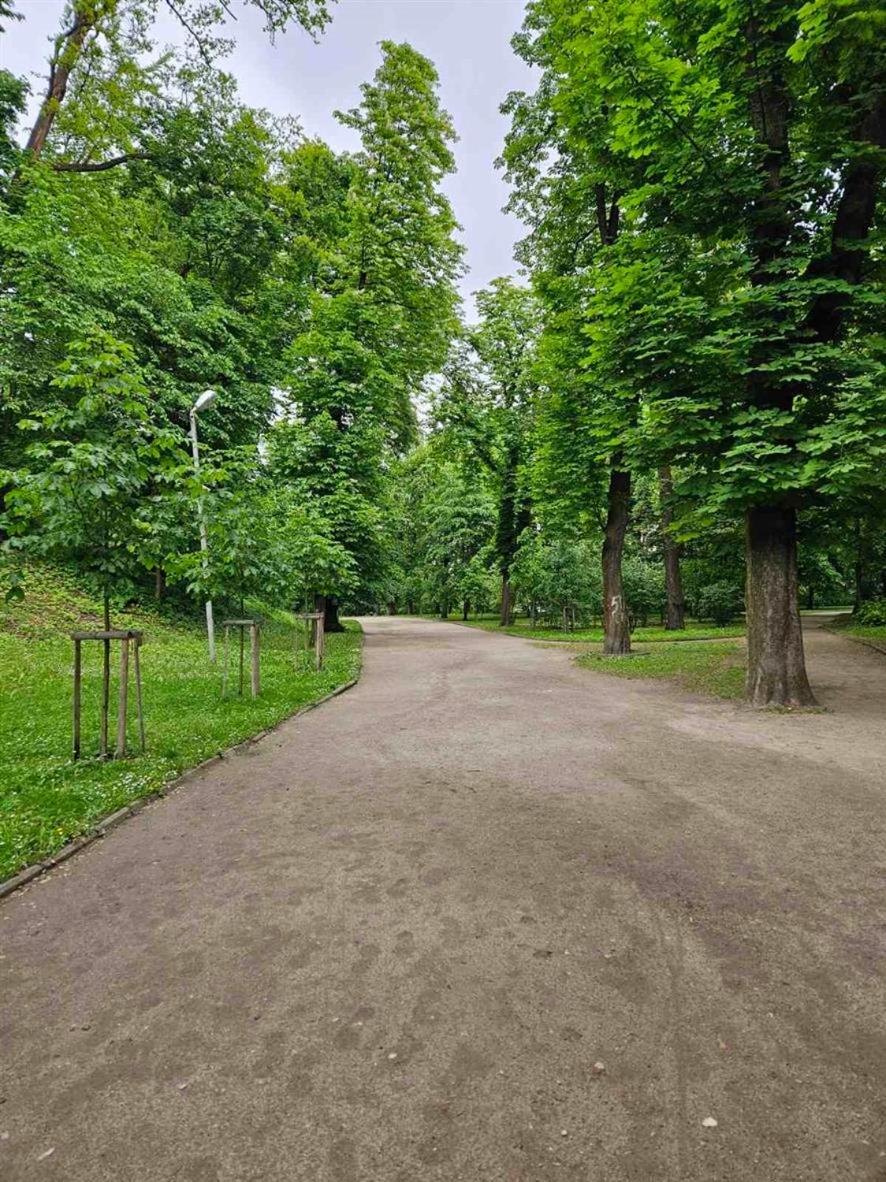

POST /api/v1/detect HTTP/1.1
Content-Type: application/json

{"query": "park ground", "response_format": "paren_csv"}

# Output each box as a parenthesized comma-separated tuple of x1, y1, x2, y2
(0, 566, 362, 880)
(1, 614, 885, 1180)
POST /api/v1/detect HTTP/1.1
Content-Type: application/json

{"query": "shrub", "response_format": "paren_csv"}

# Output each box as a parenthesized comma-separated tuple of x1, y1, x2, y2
(622, 557, 664, 627)
(856, 598, 886, 626)
(696, 580, 743, 625)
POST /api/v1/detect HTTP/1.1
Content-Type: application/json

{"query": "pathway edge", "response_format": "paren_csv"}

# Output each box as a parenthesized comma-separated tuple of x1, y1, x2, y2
(0, 676, 360, 903)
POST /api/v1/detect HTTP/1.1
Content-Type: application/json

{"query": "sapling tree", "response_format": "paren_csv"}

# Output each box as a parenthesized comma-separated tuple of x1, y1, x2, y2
(2, 330, 185, 749)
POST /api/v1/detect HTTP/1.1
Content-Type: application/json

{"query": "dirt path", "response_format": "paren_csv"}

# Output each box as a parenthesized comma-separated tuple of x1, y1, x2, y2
(2, 618, 884, 1181)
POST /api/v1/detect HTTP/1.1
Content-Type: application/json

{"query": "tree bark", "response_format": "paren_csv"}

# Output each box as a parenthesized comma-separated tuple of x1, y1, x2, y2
(602, 466, 631, 654)
(25, 3, 95, 161)
(745, 506, 816, 707)
(659, 466, 685, 630)
(462, 600, 469, 621)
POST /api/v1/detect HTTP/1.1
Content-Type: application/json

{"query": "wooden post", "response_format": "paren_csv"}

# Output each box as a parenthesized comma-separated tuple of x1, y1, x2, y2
(222, 623, 230, 698)
(238, 623, 245, 697)
(115, 635, 130, 758)
(133, 636, 145, 753)
(100, 596, 110, 758)
(314, 611, 324, 671)
(72, 638, 82, 761)
(250, 621, 260, 698)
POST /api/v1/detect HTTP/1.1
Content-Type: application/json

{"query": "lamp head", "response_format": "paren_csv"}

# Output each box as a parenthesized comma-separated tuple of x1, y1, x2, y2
(192, 389, 217, 414)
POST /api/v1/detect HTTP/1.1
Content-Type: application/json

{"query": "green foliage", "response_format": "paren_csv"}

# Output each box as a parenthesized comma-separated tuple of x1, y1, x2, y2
(169, 445, 355, 609)
(2, 331, 186, 607)
(695, 580, 745, 626)
(435, 280, 541, 584)
(275, 42, 463, 606)
(855, 599, 886, 627)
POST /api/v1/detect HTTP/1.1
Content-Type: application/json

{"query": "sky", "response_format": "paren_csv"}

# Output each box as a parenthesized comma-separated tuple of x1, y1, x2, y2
(1, 0, 537, 314)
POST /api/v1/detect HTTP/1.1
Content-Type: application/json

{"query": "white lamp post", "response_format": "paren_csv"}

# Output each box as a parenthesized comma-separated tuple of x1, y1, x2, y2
(190, 389, 217, 662)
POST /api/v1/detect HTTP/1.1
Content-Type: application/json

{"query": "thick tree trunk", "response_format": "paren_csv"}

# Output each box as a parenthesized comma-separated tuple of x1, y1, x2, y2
(154, 567, 166, 601)
(602, 466, 631, 655)
(462, 600, 469, 621)
(659, 466, 685, 631)
(322, 596, 345, 633)
(745, 506, 816, 708)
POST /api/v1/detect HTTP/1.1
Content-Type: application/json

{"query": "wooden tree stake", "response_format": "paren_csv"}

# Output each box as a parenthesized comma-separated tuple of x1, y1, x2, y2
(72, 638, 82, 761)
(133, 637, 145, 753)
(115, 635, 130, 758)
(251, 621, 260, 698)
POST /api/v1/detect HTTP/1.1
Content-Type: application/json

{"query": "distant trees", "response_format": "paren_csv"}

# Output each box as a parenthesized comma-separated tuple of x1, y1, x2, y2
(435, 280, 540, 624)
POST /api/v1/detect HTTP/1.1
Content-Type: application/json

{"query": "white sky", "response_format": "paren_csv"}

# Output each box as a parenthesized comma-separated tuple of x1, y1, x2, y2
(1, 0, 536, 313)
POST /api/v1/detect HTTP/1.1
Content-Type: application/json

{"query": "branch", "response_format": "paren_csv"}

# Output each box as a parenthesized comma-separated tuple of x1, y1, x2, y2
(161, 0, 214, 66)
(52, 151, 151, 173)
(803, 92, 886, 343)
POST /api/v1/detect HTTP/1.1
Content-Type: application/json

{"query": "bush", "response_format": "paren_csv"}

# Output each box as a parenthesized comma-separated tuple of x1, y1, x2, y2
(695, 580, 743, 624)
(856, 598, 886, 625)
(622, 557, 664, 627)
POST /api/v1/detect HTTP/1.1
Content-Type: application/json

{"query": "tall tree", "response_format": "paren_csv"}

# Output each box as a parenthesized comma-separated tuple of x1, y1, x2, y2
(505, 0, 885, 703)
(277, 42, 463, 628)
(436, 279, 540, 625)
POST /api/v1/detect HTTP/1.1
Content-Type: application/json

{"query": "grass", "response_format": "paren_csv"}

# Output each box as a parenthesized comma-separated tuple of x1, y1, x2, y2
(0, 565, 362, 880)
(575, 640, 746, 700)
(825, 614, 886, 645)
(450, 614, 745, 644)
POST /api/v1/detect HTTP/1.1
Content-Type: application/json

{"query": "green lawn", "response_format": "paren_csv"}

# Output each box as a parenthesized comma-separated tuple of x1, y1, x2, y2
(0, 567, 362, 880)
(826, 616, 886, 645)
(452, 614, 744, 644)
(575, 641, 746, 700)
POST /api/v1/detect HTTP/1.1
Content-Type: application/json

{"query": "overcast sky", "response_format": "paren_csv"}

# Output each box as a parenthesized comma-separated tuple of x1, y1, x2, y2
(2, 0, 536, 314)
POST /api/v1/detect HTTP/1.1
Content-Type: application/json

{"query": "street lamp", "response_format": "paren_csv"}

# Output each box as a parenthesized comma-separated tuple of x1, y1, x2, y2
(190, 389, 217, 662)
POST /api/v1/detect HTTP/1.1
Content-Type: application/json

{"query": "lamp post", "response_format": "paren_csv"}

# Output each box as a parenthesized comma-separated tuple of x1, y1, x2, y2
(190, 389, 217, 662)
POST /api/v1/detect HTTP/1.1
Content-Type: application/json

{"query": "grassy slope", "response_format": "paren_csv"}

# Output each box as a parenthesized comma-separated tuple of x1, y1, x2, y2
(0, 566, 362, 879)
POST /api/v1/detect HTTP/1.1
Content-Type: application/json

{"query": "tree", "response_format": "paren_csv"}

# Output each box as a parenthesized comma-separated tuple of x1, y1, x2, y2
(18, 0, 329, 173)
(277, 42, 463, 629)
(2, 330, 185, 748)
(505, 0, 886, 704)
(169, 447, 355, 615)
(436, 279, 540, 625)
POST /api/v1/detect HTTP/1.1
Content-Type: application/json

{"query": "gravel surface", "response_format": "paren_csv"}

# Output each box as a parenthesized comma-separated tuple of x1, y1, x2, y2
(1, 616, 884, 1181)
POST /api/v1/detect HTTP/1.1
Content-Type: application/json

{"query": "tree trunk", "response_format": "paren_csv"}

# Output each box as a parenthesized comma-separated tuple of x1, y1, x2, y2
(322, 596, 345, 633)
(154, 567, 166, 600)
(26, 3, 95, 160)
(462, 600, 469, 621)
(659, 467, 685, 630)
(602, 466, 631, 655)
(500, 575, 512, 627)
(745, 506, 816, 708)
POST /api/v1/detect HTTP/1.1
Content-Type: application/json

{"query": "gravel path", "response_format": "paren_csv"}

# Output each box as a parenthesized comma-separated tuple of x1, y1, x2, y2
(1, 617, 884, 1181)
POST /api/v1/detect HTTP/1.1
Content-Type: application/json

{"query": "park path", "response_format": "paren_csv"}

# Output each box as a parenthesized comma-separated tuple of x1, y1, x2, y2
(1, 617, 884, 1182)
